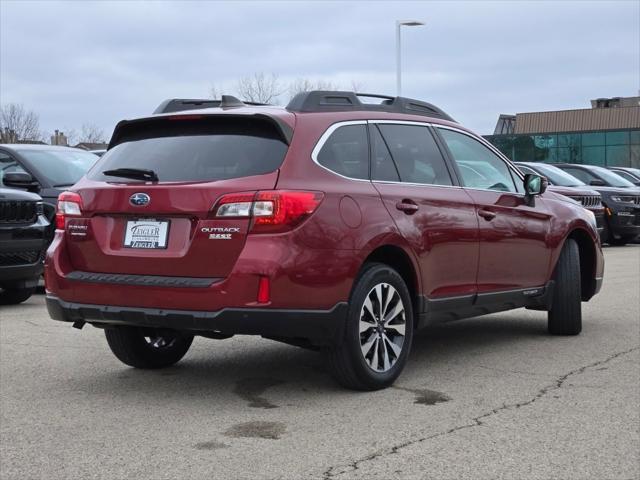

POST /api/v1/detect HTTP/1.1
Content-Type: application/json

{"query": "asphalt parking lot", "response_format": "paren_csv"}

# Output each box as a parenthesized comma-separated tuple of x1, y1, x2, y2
(1, 246, 638, 480)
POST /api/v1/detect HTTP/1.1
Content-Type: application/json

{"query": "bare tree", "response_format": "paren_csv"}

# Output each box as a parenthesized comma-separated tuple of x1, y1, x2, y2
(209, 84, 221, 100)
(0, 103, 42, 142)
(236, 73, 283, 104)
(288, 78, 340, 99)
(78, 123, 105, 144)
(350, 80, 366, 93)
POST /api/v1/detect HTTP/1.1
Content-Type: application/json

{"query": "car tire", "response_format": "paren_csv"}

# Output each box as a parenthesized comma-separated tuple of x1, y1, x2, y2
(104, 327, 194, 369)
(0, 286, 36, 305)
(548, 238, 582, 335)
(325, 263, 414, 391)
(608, 237, 628, 246)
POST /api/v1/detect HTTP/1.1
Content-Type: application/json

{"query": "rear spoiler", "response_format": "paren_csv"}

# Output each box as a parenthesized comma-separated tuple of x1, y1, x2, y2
(153, 96, 269, 114)
(108, 112, 294, 148)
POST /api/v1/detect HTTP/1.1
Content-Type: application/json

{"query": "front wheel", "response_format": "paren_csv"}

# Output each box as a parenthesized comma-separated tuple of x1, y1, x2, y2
(548, 239, 582, 335)
(105, 327, 194, 369)
(0, 286, 36, 305)
(325, 263, 414, 391)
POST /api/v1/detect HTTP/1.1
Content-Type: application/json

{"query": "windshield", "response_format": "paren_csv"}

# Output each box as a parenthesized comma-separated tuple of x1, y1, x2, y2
(589, 165, 636, 188)
(90, 117, 288, 183)
(19, 149, 98, 187)
(530, 163, 586, 187)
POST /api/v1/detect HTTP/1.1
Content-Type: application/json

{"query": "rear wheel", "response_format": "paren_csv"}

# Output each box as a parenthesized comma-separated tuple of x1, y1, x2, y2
(0, 287, 36, 305)
(608, 237, 629, 246)
(325, 263, 413, 391)
(104, 327, 193, 369)
(548, 239, 582, 335)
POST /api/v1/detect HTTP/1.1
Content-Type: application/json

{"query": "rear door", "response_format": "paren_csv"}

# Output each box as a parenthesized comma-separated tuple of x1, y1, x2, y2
(435, 127, 553, 292)
(370, 122, 479, 299)
(65, 115, 289, 278)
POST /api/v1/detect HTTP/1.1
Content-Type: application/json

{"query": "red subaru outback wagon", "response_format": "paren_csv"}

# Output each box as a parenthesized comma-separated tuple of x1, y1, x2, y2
(46, 91, 604, 390)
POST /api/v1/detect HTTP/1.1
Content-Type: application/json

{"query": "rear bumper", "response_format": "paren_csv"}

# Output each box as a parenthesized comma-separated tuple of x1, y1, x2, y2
(46, 295, 348, 346)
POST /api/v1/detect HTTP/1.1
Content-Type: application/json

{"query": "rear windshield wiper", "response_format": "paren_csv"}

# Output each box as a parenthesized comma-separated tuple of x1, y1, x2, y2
(102, 168, 159, 182)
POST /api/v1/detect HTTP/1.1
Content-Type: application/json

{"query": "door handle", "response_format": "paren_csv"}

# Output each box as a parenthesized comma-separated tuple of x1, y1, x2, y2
(478, 209, 497, 221)
(396, 200, 419, 215)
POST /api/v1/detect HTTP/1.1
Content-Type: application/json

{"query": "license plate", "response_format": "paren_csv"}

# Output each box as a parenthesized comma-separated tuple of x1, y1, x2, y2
(123, 219, 170, 249)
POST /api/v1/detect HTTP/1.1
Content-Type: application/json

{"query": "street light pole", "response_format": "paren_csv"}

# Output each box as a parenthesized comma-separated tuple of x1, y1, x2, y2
(395, 20, 425, 97)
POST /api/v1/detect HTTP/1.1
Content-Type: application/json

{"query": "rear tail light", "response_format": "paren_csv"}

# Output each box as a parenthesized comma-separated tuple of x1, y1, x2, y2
(213, 190, 324, 233)
(56, 191, 83, 230)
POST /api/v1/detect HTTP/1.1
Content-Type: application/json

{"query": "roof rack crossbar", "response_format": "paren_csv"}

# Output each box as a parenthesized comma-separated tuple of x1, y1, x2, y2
(286, 90, 455, 122)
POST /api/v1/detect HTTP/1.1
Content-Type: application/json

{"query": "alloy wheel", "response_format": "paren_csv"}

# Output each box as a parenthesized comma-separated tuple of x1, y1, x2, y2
(358, 282, 407, 372)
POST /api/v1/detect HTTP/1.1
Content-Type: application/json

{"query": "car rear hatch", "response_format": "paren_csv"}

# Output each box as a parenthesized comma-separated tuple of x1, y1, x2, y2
(62, 113, 291, 279)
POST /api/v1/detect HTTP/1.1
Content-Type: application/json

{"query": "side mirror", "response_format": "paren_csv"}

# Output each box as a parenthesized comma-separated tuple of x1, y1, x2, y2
(589, 179, 606, 186)
(3, 171, 38, 190)
(524, 173, 547, 196)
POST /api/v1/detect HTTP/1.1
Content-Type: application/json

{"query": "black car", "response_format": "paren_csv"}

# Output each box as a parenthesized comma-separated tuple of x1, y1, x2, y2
(0, 145, 98, 230)
(608, 167, 640, 186)
(0, 188, 50, 304)
(553, 163, 640, 245)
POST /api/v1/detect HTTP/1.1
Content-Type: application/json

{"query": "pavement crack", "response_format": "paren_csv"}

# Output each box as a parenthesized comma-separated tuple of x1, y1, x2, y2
(322, 346, 639, 479)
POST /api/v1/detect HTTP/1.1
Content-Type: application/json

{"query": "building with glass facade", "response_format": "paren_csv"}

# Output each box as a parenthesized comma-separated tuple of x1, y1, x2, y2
(484, 96, 639, 168)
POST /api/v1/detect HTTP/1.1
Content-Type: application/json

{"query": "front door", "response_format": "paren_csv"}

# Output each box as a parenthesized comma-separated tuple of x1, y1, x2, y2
(435, 127, 553, 292)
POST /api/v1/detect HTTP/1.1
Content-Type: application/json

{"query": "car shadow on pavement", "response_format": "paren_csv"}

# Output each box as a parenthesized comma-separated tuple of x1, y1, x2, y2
(62, 313, 551, 404)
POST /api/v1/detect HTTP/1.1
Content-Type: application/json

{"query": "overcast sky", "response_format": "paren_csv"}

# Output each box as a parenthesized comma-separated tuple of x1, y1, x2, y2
(1, 0, 638, 140)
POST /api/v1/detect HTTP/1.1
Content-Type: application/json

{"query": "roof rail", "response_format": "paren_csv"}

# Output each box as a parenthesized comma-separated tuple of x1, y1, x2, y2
(153, 97, 269, 114)
(286, 90, 455, 122)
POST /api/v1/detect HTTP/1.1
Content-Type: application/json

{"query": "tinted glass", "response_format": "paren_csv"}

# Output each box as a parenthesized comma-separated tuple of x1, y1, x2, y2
(612, 170, 639, 183)
(631, 130, 640, 145)
(516, 164, 537, 176)
(18, 149, 97, 187)
(317, 124, 369, 180)
(605, 131, 629, 145)
(370, 126, 400, 182)
(439, 129, 516, 192)
(0, 152, 29, 186)
(92, 118, 288, 183)
(582, 146, 605, 165)
(582, 132, 606, 147)
(530, 163, 586, 187)
(378, 125, 452, 186)
(588, 165, 636, 187)
(562, 167, 597, 184)
(606, 145, 630, 167)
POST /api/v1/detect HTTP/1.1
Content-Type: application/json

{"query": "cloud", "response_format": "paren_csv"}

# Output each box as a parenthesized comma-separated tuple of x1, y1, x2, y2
(1, 0, 638, 137)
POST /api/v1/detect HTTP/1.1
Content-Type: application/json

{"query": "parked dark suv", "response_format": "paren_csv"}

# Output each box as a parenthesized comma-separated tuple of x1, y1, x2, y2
(0, 187, 49, 304)
(45, 92, 604, 390)
(0, 145, 98, 234)
(552, 164, 640, 245)
(514, 162, 605, 240)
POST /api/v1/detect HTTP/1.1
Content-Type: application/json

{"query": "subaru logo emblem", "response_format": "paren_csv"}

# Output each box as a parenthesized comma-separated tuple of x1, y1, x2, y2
(129, 193, 150, 206)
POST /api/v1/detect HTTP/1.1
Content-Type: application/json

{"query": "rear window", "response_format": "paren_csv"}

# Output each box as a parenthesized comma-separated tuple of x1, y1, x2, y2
(89, 117, 288, 183)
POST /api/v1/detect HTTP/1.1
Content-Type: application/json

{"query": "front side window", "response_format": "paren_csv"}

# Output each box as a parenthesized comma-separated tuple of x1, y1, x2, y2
(0, 152, 29, 186)
(19, 149, 96, 187)
(438, 129, 517, 193)
(562, 167, 596, 184)
(316, 124, 369, 180)
(377, 124, 452, 186)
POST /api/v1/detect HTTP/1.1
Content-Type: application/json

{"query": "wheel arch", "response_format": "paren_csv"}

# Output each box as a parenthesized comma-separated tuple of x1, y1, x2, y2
(361, 244, 422, 323)
(562, 228, 598, 301)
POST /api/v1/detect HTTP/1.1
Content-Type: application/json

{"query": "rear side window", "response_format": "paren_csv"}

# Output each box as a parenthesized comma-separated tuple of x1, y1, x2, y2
(316, 124, 369, 180)
(89, 117, 288, 183)
(378, 124, 453, 186)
